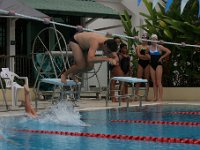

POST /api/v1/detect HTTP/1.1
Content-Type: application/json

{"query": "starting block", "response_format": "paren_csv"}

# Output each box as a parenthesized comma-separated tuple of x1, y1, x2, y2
(36, 78, 81, 108)
(106, 77, 148, 107)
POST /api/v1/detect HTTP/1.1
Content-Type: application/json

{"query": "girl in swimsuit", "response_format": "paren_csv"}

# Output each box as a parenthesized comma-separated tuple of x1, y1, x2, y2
(149, 34, 171, 101)
(109, 37, 124, 102)
(135, 33, 150, 100)
(118, 43, 130, 101)
(109, 51, 124, 102)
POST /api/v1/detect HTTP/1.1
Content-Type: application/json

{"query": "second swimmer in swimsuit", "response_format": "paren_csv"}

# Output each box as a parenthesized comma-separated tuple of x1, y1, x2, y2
(149, 34, 171, 101)
(135, 33, 150, 100)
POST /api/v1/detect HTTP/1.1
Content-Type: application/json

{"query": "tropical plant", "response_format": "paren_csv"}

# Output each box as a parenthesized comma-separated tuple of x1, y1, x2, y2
(119, 10, 139, 76)
(140, 0, 200, 87)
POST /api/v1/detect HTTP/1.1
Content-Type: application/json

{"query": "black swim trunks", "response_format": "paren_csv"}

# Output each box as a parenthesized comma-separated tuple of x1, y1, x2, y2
(70, 34, 88, 55)
(70, 35, 79, 44)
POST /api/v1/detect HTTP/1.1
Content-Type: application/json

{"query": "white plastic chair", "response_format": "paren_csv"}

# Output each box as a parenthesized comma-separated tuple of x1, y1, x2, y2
(0, 68, 28, 107)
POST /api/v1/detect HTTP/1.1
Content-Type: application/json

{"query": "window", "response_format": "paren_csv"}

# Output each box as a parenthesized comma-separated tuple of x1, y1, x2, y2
(0, 18, 7, 55)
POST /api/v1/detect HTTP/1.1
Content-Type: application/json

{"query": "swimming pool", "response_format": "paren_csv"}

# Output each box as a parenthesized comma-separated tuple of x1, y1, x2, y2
(0, 103, 200, 150)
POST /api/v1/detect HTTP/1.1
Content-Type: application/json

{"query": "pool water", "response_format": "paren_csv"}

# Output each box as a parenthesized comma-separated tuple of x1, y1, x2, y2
(0, 104, 200, 150)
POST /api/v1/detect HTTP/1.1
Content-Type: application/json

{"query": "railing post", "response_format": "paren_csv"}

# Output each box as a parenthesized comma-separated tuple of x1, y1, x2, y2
(7, 18, 17, 72)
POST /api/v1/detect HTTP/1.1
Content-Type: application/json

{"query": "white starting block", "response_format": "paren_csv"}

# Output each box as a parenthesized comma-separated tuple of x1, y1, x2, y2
(106, 77, 148, 107)
(36, 78, 81, 108)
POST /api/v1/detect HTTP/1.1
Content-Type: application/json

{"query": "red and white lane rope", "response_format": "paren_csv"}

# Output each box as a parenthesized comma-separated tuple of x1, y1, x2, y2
(111, 120, 200, 126)
(169, 112, 200, 115)
(14, 129, 200, 145)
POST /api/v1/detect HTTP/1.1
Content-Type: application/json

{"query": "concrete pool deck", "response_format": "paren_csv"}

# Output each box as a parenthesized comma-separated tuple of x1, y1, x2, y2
(1, 87, 200, 117)
(0, 98, 200, 117)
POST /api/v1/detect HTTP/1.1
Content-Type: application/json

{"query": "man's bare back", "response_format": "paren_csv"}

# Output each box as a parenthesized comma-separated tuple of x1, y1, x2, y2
(74, 32, 107, 50)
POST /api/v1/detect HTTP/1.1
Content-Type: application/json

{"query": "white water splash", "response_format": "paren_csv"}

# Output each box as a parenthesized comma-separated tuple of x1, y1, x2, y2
(38, 100, 87, 126)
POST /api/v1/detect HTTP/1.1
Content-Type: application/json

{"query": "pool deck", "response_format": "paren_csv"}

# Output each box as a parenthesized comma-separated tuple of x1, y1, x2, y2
(0, 98, 200, 117)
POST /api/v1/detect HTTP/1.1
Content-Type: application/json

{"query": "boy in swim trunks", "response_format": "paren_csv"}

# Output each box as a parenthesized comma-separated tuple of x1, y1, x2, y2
(61, 27, 118, 83)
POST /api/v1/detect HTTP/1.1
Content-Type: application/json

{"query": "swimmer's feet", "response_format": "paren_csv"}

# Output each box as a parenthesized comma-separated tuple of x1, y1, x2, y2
(61, 73, 67, 83)
(61, 73, 80, 83)
(68, 73, 80, 83)
(157, 99, 162, 102)
(145, 97, 151, 102)
(152, 98, 162, 102)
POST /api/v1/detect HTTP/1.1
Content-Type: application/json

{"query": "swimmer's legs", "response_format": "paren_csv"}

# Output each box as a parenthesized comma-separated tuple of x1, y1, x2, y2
(24, 85, 37, 117)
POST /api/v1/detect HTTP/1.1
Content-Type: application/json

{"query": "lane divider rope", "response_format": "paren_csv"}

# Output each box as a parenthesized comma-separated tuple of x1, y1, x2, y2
(111, 120, 200, 126)
(14, 129, 200, 145)
(169, 112, 200, 115)
(112, 109, 200, 116)
(82, 117, 200, 127)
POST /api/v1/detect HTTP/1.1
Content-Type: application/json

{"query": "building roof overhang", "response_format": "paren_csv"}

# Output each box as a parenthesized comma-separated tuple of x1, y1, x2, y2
(19, 0, 120, 19)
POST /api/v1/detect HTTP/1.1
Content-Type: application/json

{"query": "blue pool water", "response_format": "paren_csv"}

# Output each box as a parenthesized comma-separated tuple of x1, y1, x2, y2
(0, 103, 200, 150)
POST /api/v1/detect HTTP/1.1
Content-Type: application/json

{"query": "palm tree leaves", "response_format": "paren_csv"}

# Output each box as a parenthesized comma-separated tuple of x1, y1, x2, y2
(119, 10, 139, 76)
(119, 10, 132, 36)
(141, 0, 200, 86)
(119, 10, 138, 48)
(141, 0, 200, 42)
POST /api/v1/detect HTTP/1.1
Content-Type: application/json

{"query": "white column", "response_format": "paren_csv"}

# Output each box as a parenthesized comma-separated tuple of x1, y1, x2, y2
(7, 18, 17, 72)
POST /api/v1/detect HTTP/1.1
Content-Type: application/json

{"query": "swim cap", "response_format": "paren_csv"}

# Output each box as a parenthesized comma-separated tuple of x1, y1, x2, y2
(150, 34, 158, 40)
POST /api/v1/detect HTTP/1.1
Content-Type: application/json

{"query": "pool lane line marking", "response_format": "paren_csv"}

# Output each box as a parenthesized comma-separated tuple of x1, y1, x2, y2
(14, 129, 200, 145)
(111, 120, 200, 126)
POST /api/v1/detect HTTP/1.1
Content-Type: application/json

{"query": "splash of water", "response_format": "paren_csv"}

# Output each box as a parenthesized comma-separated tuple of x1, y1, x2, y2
(38, 100, 87, 126)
